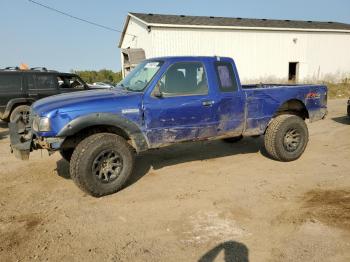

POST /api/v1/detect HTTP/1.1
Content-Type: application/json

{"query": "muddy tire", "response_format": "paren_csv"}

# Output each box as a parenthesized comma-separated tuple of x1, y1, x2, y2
(223, 136, 243, 143)
(69, 133, 135, 197)
(59, 149, 74, 162)
(264, 114, 308, 162)
(10, 105, 31, 123)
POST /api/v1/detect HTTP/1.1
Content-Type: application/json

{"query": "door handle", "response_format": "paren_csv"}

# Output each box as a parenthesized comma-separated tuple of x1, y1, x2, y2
(202, 100, 214, 107)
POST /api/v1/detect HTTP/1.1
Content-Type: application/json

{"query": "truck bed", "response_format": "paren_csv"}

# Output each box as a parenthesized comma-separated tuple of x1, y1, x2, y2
(241, 84, 327, 136)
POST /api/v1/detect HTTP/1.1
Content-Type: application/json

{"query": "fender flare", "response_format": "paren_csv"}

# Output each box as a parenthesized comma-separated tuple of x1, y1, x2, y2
(274, 99, 309, 119)
(3, 98, 35, 119)
(57, 113, 149, 152)
(263, 99, 309, 132)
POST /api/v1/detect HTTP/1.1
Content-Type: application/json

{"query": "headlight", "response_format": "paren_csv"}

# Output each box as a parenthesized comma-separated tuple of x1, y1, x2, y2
(32, 117, 51, 132)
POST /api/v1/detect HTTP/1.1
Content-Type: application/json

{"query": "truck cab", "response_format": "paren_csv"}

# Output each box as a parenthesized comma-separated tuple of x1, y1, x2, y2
(140, 57, 245, 146)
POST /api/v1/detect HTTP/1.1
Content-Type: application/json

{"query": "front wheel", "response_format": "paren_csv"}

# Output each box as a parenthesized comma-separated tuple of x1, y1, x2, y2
(264, 114, 308, 162)
(69, 133, 135, 197)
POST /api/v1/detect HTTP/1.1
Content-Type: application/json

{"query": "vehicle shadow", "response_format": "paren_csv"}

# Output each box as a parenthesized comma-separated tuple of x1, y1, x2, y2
(198, 240, 249, 262)
(127, 137, 264, 186)
(332, 116, 350, 125)
(56, 159, 71, 179)
(56, 137, 266, 185)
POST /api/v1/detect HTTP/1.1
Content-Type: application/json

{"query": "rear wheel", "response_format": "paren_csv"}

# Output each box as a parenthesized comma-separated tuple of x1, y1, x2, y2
(69, 133, 135, 197)
(264, 114, 308, 162)
(10, 105, 31, 124)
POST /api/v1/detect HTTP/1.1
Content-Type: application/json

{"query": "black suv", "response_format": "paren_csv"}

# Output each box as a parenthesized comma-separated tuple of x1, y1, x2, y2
(0, 67, 90, 123)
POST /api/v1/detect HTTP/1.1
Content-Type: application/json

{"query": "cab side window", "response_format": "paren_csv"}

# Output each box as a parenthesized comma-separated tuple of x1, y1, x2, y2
(35, 75, 57, 90)
(58, 76, 85, 90)
(215, 62, 237, 92)
(158, 62, 208, 96)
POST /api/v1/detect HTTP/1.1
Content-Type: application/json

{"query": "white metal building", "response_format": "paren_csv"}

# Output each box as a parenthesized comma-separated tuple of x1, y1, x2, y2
(119, 13, 350, 83)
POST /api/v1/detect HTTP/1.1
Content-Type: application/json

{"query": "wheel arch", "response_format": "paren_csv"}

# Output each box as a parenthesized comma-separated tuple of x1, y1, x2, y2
(3, 98, 35, 120)
(58, 113, 149, 153)
(274, 99, 309, 120)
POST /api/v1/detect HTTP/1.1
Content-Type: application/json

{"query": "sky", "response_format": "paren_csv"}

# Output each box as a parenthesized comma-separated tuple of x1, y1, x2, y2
(1, 0, 350, 72)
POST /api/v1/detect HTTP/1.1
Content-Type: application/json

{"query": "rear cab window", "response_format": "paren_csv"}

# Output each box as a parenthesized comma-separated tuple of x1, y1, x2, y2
(215, 62, 238, 92)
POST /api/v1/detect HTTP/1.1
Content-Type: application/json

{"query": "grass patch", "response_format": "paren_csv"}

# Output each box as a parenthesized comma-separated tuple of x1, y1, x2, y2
(325, 82, 350, 99)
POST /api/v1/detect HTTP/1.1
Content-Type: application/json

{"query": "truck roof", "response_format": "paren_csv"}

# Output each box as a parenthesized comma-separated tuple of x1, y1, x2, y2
(145, 56, 233, 62)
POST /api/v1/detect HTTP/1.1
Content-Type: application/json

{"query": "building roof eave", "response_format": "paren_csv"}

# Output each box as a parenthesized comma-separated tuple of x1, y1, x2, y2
(146, 22, 350, 33)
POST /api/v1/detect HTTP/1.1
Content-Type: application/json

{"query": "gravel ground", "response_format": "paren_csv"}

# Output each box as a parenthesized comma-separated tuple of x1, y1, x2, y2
(0, 99, 349, 262)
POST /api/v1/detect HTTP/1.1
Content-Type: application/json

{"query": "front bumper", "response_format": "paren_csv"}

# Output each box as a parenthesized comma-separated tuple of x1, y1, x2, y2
(9, 116, 33, 160)
(9, 116, 64, 160)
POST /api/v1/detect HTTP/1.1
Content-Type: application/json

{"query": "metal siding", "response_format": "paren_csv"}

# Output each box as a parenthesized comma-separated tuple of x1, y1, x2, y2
(120, 17, 151, 56)
(121, 23, 350, 83)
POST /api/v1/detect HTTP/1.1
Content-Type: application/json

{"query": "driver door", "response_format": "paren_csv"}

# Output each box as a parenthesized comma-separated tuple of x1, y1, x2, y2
(143, 61, 216, 148)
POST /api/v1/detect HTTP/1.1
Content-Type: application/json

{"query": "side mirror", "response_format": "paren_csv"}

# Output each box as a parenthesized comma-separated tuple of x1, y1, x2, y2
(153, 89, 163, 98)
(153, 83, 163, 98)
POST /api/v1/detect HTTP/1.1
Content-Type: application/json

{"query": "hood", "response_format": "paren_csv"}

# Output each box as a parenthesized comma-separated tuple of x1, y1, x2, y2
(32, 89, 143, 117)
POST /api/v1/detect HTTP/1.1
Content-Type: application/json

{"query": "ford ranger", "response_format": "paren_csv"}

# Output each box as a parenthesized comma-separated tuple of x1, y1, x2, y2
(9, 56, 328, 197)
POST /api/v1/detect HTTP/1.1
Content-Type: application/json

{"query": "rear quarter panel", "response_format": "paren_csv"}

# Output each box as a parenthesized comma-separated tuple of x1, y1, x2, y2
(243, 85, 327, 136)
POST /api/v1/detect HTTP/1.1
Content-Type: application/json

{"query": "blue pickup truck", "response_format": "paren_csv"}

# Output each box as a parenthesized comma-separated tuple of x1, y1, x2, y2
(9, 56, 327, 196)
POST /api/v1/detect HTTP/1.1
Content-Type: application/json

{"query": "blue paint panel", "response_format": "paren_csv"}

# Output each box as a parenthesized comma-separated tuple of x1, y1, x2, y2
(143, 94, 215, 146)
(32, 89, 144, 137)
(243, 84, 327, 135)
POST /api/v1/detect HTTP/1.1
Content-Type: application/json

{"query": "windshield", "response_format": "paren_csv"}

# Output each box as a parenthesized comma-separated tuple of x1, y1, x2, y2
(117, 60, 163, 92)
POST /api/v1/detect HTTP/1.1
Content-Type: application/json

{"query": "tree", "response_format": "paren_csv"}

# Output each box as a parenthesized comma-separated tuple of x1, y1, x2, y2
(73, 69, 122, 84)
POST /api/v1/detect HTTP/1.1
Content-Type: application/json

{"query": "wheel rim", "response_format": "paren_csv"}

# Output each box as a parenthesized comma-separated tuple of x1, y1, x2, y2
(92, 150, 123, 183)
(283, 128, 301, 152)
(18, 110, 30, 124)
(14, 110, 30, 124)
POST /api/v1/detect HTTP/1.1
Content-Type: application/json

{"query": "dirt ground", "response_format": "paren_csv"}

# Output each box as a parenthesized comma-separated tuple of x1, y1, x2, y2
(0, 99, 349, 262)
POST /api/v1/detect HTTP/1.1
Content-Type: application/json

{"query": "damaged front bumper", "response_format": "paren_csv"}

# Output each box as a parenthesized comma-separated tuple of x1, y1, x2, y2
(9, 116, 64, 160)
(9, 116, 33, 160)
